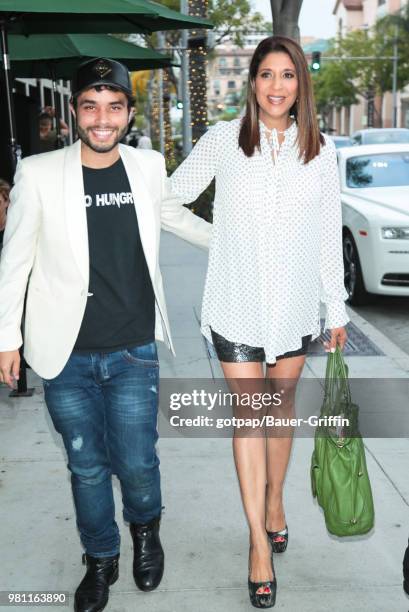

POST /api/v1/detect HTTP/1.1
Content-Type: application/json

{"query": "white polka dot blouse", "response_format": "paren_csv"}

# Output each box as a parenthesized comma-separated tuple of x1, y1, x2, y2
(170, 117, 349, 364)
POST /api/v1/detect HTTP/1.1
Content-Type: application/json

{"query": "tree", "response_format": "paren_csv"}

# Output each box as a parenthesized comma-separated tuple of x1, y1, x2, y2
(187, 0, 209, 144)
(131, 70, 150, 130)
(336, 26, 409, 127)
(207, 0, 269, 49)
(375, 3, 409, 90)
(270, 0, 303, 42)
(145, 0, 269, 146)
(312, 60, 358, 132)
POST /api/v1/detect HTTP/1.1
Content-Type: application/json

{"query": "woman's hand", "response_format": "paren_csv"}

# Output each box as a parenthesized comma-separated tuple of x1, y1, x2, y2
(323, 327, 347, 352)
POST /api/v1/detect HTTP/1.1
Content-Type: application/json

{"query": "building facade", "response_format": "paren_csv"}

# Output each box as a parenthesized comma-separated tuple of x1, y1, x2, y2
(332, 0, 409, 134)
(206, 39, 253, 119)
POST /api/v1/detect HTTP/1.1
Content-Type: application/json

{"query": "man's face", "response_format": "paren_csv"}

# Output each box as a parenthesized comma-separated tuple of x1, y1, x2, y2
(39, 119, 52, 139)
(0, 192, 9, 212)
(72, 87, 131, 154)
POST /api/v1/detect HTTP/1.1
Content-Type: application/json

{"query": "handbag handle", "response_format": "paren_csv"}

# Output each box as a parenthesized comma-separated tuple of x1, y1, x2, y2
(334, 346, 352, 405)
(323, 346, 351, 408)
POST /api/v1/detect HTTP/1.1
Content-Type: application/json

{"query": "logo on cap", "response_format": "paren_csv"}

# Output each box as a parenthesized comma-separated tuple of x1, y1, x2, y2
(93, 59, 112, 79)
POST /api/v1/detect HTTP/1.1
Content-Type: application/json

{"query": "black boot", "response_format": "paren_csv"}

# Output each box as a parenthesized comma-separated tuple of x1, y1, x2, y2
(404, 539, 409, 595)
(74, 553, 119, 612)
(130, 516, 164, 591)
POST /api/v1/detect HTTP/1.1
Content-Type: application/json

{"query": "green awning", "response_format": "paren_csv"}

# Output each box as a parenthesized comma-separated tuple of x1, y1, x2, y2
(0, 0, 213, 34)
(7, 33, 175, 79)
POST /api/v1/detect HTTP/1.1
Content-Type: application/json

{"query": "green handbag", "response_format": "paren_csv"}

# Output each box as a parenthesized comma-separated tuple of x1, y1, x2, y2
(310, 346, 375, 536)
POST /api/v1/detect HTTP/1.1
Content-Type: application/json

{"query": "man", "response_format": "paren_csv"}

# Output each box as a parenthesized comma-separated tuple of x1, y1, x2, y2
(127, 127, 140, 148)
(136, 131, 152, 150)
(0, 58, 210, 612)
(38, 107, 69, 152)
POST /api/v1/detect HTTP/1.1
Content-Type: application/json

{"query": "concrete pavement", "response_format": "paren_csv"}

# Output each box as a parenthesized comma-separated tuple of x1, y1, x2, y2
(1, 231, 409, 611)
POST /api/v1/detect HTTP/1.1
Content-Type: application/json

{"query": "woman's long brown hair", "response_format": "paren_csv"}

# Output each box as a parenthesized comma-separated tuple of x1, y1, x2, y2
(239, 36, 324, 164)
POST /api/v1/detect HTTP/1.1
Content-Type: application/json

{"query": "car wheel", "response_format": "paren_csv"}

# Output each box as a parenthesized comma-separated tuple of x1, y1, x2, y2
(343, 231, 370, 306)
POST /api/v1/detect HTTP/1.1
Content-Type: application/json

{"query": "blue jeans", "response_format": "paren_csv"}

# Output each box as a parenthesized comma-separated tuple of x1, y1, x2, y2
(43, 341, 161, 558)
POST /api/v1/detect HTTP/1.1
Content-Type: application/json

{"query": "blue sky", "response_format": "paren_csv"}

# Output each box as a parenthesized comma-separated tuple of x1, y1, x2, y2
(254, 0, 337, 39)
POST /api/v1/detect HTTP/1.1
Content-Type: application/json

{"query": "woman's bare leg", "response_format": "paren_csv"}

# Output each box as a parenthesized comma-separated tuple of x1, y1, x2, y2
(265, 355, 307, 533)
(220, 360, 273, 588)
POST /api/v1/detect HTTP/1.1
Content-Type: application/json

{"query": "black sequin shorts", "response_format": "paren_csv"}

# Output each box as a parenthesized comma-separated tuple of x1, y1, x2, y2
(210, 328, 312, 363)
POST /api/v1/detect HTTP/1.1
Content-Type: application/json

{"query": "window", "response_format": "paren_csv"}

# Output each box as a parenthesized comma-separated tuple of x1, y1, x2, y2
(219, 57, 227, 67)
(346, 153, 409, 188)
(233, 57, 241, 67)
(227, 81, 236, 89)
(378, 0, 386, 5)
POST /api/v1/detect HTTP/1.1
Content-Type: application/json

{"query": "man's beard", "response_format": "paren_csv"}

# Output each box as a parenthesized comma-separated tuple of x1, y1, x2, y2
(77, 124, 128, 153)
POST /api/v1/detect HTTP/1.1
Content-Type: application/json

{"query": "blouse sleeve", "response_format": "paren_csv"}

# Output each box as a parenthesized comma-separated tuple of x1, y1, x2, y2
(319, 137, 350, 330)
(170, 122, 222, 203)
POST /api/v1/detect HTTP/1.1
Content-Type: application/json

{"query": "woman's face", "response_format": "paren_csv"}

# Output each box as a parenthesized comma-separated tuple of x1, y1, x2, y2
(254, 51, 298, 128)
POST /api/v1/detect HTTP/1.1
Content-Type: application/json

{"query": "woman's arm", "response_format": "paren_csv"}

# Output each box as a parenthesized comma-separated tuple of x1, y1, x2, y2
(319, 137, 350, 332)
(160, 170, 212, 250)
(170, 123, 221, 204)
(160, 123, 222, 249)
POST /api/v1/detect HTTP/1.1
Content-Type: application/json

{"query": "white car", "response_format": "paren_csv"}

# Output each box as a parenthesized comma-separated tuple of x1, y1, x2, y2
(337, 143, 409, 305)
(351, 128, 409, 146)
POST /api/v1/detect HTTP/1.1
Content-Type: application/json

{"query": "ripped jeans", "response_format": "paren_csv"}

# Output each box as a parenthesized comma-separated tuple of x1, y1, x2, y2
(43, 341, 161, 558)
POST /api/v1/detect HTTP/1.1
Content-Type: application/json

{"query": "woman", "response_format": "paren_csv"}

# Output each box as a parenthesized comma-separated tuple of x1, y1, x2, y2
(0, 179, 11, 254)
(170, 36, 349, 608)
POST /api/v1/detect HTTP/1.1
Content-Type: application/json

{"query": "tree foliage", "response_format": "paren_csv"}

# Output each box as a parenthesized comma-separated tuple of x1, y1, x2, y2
(207, 0, 270, 49)
(312, 59, 358, 130)
(335, 28, 409, 98)
(152, 0, 269, 51)
(313, 16, 409, 129)
(313, 61, 357, 109)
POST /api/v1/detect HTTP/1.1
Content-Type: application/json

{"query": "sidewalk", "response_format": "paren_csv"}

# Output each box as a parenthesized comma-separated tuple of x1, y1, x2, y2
(1, 231, 408, 612)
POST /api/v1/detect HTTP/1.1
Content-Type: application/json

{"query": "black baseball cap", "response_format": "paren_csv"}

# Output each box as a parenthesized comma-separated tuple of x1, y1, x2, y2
(72, 57, 133, 98)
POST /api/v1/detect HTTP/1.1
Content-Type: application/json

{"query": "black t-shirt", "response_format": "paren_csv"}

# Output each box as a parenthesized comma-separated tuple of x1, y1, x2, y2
(74, 157, 155, 352)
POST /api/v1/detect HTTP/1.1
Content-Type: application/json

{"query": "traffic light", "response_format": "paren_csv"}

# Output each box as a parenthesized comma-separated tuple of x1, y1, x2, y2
(311, 51, 321, 72)
(176, 100, 183, 110)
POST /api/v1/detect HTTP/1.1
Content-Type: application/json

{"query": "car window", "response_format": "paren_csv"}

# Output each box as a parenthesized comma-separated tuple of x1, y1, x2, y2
(364, 131, 409, 145)
(353, 134, 361, 145)
(346, 153, 409, 188)
(334, 139, 354, 148)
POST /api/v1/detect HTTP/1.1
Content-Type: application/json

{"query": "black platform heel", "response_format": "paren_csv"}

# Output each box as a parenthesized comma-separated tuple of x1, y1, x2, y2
(248, 551, 277, 608)
(266, 525, 288, 554)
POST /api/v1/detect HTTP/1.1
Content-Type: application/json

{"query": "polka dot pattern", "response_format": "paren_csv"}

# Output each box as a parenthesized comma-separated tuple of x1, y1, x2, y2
(170, 118, 349, 364)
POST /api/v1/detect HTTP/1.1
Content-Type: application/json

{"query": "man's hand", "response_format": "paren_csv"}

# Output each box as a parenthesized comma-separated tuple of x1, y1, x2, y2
(0, 350, 21, 389)
(43, 105, 55, 117)
(323, 327, 347, 353)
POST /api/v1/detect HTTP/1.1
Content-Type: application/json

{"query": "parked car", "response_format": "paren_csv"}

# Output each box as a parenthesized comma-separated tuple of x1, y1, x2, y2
(331, 136, 354, 149)
(351, 128, 409, 146)
(337, 143, 409, 305)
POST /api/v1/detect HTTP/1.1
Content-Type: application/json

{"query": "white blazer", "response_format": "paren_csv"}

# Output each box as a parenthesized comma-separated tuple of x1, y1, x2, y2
(0, 140, 211, 379)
